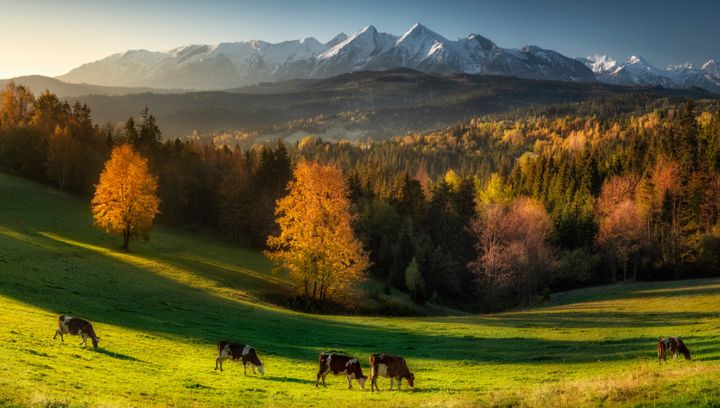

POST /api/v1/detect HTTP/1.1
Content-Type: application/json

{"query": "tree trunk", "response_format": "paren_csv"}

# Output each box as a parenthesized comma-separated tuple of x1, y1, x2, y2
(122, 225, 130, 250)
(632, 252, 639, 281)
(527, 274, 532, 306)
(622, 257, 628, 282)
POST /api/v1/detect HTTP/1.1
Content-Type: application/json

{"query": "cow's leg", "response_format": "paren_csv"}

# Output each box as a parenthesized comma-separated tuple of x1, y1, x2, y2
(251, 364, 257, 375)
(80, 333, 87, 346)
(346, 375, 353, 389)
(54, 328, 65, 342)
(315, 370, 322, 387)
(215, 356, 222, 371)
(371, 371, 379, 392)
(243, 362, 247, 375)
(389, 377, 394, 390)
(322, 373, 327, 387)
(398, 378, 402, 390)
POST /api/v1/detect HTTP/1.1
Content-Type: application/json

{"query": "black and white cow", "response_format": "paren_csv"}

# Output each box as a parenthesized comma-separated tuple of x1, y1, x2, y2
(657, 337, 691, 363)
(215, 341, 265, 375)
(315, 352, 367, 390)
(53, 315, 100, 349)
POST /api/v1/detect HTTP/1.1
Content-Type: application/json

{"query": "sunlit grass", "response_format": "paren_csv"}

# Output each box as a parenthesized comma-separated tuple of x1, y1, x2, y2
(1, 172, 719, 407)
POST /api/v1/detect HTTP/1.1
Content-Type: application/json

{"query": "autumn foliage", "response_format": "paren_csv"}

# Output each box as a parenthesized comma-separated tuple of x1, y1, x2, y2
(595, 175, 646, 282)
(92, 144, 160, 249)
(267, 161, 369, 304)
(469, 197, 556, 306)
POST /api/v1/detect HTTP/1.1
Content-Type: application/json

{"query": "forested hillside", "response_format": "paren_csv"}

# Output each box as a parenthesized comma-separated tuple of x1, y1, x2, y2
(74, 70, 715, 139)
(2, 81, 719, 310)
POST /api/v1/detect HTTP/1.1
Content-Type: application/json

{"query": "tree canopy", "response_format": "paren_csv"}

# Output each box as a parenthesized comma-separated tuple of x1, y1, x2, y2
(92, 144, 160, 249)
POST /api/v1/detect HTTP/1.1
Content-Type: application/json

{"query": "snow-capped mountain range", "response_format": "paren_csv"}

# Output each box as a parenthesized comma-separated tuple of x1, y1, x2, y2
(578, 55, 720, 94)
(57, 23, 719, 94)
(57, 23, 594, 89)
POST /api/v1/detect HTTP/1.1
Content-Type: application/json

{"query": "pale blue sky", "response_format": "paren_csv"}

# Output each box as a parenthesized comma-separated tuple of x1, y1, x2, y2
(1, 0, 718, 78)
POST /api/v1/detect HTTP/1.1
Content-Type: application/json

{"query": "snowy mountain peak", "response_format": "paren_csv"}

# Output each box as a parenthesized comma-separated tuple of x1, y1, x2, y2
(58, 23, 720, 93)
(465, 34, 498, 52)
(583, 54, 617, 73)
(397, 22, 445, 45)
(325, 33, 348, 48)
(577, 53, 720, 93)
(298, 37, 321, 46)
(624, 55, 666, 77)
(702, 59, 719, 73)
(666, 62, 694, 71)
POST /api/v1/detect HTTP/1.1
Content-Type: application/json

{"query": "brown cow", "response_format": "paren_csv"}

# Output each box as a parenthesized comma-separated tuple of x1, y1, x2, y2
(369, 353, 414, 391)
(657, 337, 691, 363)
(53, 315, 100, 349)
(315, 352, 367, 390)
(215, 341, 265, 375)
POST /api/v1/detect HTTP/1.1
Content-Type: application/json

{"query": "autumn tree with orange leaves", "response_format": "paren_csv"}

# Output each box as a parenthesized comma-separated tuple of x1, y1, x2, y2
(92, 144, 160, 250)
(267, 161, 369, 304)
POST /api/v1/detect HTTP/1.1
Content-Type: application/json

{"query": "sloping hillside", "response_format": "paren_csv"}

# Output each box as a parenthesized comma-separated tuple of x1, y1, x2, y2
(76, 70, 716, 139)
(0, 172, 718, 407)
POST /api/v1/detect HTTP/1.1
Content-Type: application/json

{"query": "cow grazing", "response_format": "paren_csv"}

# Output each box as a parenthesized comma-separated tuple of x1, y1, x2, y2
(215, 341, 265, 375)
(657, 337, 691, 363)
(369, 353, 415, 391)
(315, 352, 367, 390)
(53, 315, 100, 349)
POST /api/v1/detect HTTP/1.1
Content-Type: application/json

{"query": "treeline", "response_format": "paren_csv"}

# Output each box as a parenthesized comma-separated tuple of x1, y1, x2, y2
(0, 83, 292, 248)
(294, 99, 720, 309)
(2, 82, 720, 311)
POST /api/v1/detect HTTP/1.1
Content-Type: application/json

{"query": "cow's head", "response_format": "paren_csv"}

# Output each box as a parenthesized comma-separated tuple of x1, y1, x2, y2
(406, 372, 415, 388)
(91, 337, 100, 349)
(358, 375, 367, 390)
(678, 339, 691, 360)
(257, 361, 265, 375)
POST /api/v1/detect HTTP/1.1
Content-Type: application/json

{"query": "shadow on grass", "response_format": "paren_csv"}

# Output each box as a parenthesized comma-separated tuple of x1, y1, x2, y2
(0, 221, 715, 368)
(549, 279, 720, 305)
(263, 376, 316, 385)
(465, 310, 719, 329)
(93, 348, 142, 362)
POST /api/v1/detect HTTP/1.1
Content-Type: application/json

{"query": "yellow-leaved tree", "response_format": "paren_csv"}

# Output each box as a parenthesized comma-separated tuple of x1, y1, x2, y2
(267, 161, 369, 304)
(92, 144, 160, 250)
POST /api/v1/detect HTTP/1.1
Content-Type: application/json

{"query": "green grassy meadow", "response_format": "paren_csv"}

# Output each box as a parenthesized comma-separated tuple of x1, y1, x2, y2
(0, 171, 719, 407)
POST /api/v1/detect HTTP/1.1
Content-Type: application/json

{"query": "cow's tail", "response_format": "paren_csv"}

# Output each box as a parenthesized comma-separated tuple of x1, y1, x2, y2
(657, 340, 666, 363)
(217, 341, 228, 356)
(318, 353, 328, 371)
(369, 354, 378, 376)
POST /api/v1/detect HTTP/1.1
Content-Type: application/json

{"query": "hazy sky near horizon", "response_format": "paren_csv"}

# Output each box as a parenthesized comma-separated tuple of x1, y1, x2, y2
(1, 0, 718, 78)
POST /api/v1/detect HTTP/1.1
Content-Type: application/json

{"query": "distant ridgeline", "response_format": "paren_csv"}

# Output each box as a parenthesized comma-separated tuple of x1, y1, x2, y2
(1, 81, 720, 310)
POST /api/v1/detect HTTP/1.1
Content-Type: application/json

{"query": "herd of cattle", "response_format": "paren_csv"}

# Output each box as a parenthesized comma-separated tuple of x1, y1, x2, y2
(53, 314, 692, 391)
(54, 315, 414, 391)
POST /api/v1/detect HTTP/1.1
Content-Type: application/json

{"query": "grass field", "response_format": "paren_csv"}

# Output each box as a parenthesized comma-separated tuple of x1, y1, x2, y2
(1, 171, 719, 407)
